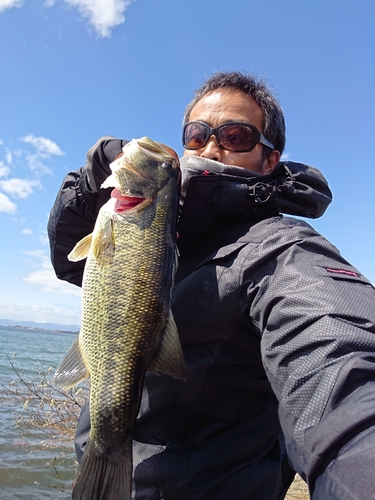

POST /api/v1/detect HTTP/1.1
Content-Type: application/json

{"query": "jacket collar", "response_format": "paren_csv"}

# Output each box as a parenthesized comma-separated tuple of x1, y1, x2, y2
(176, 156, 332, 256)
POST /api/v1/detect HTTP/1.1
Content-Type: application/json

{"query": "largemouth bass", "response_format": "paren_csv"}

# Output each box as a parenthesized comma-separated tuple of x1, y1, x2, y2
(53, 137, 186, 500)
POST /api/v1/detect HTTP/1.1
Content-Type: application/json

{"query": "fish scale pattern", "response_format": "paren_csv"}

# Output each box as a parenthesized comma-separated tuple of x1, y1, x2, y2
(81, 196, 175, 449)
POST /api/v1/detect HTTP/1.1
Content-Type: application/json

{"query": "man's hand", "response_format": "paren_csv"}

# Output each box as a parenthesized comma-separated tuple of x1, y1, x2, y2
(86, 136, 128, 192)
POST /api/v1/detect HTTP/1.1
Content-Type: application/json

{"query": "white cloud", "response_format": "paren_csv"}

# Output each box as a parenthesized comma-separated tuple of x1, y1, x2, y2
(21, 134, 64, 157)
(38, 229, 50, 245)
(0, 161, 10, 177)
(18, 135, 64, 176)
(0, 0, 23, 13)
(5, 149, 13, 165)
(25, 250, 45, 258)
(0, 192, 17, 213)
(0, 178, 41, 199)
(25, 153, 52, 175)
(0, 301, 81, 326)
(2, 0, 134, 38)
(45, 0, 133, 38)
(23, 252, 82, 297)
(22, 228, 32, 235)
(0, 137, 61, 216)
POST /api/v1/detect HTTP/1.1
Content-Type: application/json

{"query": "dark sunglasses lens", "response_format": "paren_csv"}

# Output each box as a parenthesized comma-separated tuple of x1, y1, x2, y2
(184, 123, 208, 149)
(219, 124, 256, 152)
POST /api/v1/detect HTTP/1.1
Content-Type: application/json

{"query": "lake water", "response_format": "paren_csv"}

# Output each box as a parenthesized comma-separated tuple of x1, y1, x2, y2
(0, 327, 84, 500)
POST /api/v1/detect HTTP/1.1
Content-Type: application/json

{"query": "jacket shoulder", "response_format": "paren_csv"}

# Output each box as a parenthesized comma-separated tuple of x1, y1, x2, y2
(237, 215, 319, 245)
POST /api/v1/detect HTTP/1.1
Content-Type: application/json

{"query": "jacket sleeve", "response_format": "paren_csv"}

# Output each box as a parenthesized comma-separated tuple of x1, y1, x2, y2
(245, 217, 375, 499)
(47, 168, 111, 287)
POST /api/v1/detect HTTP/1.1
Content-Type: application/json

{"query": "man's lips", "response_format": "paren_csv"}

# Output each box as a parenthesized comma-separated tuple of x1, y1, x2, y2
(111, 188, 146, 213)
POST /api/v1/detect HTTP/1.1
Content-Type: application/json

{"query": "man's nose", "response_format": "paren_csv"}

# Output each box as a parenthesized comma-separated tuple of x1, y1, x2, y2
(200, 135, 222, 162)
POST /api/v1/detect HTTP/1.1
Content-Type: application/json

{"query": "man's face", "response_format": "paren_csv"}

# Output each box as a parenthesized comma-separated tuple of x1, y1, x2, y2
(183, 90, 280, 174)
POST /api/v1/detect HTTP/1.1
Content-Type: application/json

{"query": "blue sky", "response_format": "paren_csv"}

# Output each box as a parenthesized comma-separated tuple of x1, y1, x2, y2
(0, 0, 374, 326)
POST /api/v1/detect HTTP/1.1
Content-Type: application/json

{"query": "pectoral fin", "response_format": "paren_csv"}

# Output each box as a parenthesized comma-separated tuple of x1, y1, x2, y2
(68, 234, 93, 262)
(92, 216, 115, 265)
(149, 310, 187, 381)
(53, 337, 90, 390)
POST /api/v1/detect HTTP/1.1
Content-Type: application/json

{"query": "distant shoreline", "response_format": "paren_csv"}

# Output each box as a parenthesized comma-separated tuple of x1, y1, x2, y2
(0, 324, 78, 335)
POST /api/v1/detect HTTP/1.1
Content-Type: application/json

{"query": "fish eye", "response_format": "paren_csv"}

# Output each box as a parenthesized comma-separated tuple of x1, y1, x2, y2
(161, 161, 180, 181)
(161, 162, 173, 170)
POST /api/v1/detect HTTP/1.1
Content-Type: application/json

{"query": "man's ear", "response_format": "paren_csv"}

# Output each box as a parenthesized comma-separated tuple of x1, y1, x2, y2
(262, 149, 281, 175)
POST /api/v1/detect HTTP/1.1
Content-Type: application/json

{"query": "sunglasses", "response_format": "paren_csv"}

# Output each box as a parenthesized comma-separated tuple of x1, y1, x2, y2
(182, 121, 274, 153)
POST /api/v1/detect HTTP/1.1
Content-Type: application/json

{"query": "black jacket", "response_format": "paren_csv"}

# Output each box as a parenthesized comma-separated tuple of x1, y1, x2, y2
(48, 154, 375, 500)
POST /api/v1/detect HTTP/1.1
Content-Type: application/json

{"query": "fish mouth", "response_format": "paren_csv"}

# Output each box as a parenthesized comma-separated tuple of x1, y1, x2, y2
(111, 188, 148, 213)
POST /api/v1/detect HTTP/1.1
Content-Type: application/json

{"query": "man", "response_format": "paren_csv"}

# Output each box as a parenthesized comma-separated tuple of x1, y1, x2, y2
(48, 71, 375, 499)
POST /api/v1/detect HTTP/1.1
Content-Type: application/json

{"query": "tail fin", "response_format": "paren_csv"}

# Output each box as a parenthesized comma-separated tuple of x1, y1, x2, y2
(72, 436, 132, 500)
